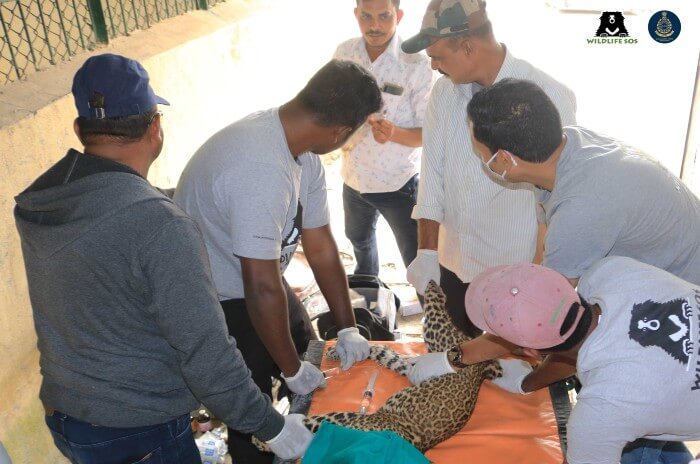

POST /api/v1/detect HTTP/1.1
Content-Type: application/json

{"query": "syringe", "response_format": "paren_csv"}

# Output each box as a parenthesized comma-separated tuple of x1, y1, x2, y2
(358, 370, 379, 415)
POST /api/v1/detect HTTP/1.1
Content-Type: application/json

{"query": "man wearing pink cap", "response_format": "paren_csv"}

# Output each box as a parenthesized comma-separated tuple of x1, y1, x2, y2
(467, 258, 699, 464)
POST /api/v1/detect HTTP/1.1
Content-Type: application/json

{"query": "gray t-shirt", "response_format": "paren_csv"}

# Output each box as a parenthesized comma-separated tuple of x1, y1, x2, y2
(539, 126, 700, 284)
(568, 256, 700, 463)
(175, 108, 330, 300)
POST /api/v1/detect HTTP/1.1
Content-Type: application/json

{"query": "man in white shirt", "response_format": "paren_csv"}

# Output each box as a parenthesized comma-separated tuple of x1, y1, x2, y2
(334, 0, 434, 279)
(401, 0, 576, 337)
(461, 258, 699, 464)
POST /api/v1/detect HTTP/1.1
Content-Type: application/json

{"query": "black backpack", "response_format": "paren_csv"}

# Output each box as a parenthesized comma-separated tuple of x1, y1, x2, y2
(310, 274, 400, 342)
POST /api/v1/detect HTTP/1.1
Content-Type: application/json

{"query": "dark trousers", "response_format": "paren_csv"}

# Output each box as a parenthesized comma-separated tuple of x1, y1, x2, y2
(45, 412, 199, 464)
(220, 279, 316, 464)
(440, 265, 482, 338)
(342, 175, 419, 276)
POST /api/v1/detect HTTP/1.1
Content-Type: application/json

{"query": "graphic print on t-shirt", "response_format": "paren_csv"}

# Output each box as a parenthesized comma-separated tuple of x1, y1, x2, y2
(280, 202, 303, 272)
(628, 297, 694, 366)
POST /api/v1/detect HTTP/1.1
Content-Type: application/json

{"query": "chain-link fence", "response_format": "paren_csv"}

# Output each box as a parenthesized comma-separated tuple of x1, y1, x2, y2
(0, 0, 224, 86)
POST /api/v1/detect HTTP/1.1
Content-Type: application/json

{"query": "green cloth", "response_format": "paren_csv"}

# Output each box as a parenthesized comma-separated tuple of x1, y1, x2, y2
(302, 421, 429, 464)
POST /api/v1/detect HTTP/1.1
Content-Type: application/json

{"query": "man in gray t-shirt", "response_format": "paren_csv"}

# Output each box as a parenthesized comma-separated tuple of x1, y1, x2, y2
(463, 257, 700, 464)
(175, 60, 382, 464)
(466, 79, 700, 287)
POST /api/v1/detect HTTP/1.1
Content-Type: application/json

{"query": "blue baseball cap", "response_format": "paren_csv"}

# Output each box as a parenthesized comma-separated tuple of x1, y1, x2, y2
(72, 53, 169, 119)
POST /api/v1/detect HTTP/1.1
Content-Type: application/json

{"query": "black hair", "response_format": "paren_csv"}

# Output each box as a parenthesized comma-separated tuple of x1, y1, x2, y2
(295, 60, 382, 132)
(543, 297, 593, 352)
(467, 78, 563, 163)
(76, 107, 158, 145)
(356, 0, 400, 8)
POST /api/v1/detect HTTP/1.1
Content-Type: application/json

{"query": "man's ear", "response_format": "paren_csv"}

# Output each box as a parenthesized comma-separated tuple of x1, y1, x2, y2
(148, 113, 162, 138)
(503, 150, 522, 166)
(73, 118, 85, 145)
(396, 9, 405, 24)
(334, 125, 353, 143)
(461, 37, 473, 55)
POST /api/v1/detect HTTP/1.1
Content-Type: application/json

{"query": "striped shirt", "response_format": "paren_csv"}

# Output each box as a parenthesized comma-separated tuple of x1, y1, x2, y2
(413, 47, 576, 282)
(334, 34, 435, 193)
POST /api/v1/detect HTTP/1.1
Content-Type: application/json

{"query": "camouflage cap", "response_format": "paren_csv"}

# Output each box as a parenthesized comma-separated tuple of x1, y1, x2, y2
(401, 0, 488, 54)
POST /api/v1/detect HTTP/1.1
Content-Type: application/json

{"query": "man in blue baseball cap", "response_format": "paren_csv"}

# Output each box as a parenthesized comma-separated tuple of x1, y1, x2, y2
(14, 53, 313, 463)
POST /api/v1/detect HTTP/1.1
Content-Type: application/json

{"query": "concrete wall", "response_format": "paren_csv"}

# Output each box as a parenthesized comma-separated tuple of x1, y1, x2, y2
(0, 1, 349, 461)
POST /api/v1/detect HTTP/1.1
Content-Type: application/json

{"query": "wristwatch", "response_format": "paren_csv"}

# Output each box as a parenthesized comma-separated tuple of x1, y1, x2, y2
(446, 345, 468, 369)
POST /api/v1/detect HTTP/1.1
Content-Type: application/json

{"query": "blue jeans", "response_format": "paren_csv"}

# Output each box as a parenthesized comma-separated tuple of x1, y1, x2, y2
(45, 411, 201, 464)
(343, 175, 419, 276)
(621, 439, 693, 464)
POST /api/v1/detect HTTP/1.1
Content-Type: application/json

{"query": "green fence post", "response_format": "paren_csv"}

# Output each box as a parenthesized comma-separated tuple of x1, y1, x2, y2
(197, 0, 208, 10)
(87, 0, 109, 43)
(0, 7, 22, 81)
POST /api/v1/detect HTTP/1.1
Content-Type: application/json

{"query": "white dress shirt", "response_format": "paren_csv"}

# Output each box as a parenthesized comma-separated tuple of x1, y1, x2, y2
(334, 34, 435, 193)
(413, 47, 577, 282)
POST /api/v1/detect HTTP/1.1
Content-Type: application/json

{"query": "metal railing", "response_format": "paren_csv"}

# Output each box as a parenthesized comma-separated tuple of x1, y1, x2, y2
(0, 0, 225, 86)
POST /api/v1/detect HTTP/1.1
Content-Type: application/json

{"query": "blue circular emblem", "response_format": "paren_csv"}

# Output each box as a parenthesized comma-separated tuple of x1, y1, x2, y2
(648, 10, 681, 43)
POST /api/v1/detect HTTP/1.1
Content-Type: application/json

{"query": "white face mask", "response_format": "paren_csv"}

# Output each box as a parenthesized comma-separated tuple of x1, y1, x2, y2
(482, 150, 518, 180)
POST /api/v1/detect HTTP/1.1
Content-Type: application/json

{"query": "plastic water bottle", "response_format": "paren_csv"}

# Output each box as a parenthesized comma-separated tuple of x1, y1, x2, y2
(196, 409, 213, 433)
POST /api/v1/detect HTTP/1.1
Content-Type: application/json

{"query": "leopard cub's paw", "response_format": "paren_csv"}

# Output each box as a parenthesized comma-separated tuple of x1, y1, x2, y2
(325, 347, 340, 361)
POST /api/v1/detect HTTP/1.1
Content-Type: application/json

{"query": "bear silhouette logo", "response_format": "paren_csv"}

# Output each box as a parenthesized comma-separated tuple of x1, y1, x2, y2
(595, 12, 629, 37)
(628, 297, 693, 365)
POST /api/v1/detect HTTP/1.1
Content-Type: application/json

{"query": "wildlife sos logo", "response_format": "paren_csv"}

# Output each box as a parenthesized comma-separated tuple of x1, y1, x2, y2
(648, 10, 681, 44)
(596, 11, 629, 37)
(279, 202, 303, 272)
(628, 296, 696, 370)
(587, 12, 638, 44)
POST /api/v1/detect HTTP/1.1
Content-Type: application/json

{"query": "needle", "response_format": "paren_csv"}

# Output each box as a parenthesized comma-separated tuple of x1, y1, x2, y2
(358, 370, 379, 415)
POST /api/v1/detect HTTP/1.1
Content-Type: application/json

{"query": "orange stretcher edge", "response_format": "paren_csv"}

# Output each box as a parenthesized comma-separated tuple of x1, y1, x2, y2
(308, 341, 564, 464)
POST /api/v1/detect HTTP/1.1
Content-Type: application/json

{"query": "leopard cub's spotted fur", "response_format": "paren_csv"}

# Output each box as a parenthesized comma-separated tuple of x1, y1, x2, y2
(255, 280, 502, 453)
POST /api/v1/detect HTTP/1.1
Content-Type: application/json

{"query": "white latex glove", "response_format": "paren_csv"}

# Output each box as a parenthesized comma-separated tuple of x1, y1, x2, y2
(406, 352, 455, 384)
(406, 249, 440, 295)
(492, 359, 533, 394)
(281, 361, 326, 395)
(266, 414, 314, 460)
(336, 327, 370, 370)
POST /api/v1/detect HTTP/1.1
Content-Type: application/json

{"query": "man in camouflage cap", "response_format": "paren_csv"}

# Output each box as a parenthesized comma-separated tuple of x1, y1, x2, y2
(402, 0, 576, 382)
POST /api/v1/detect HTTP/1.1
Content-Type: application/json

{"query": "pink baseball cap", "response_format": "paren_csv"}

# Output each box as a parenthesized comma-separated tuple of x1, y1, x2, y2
(465, 263, 582, 349)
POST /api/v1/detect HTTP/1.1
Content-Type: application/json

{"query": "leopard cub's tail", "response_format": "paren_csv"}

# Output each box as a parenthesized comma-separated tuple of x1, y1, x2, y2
(326, 345, 411, 376)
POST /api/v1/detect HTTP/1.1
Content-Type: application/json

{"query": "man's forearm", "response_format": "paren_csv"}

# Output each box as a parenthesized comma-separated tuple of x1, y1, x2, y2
(303, 226, 355, 330)
(521, 354, 577, 393)
(459, 333, 517, 364)
(418, 218, 440, 250)
(390, 127, 422, 148)
(241, 257, 302, 377)
(244, 284, 301, 377)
